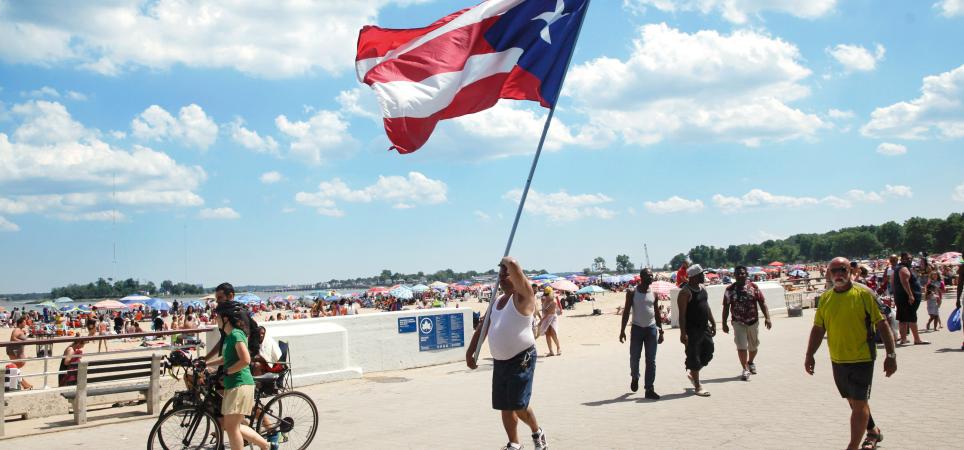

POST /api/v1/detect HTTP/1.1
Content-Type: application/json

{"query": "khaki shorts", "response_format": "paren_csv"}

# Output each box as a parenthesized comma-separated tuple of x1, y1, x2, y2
(221, 384, 255, 416)
(733, 321, 760, 352)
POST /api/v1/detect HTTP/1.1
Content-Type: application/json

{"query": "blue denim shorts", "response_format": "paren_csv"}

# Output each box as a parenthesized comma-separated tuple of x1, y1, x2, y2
(492, 346, 537, 411)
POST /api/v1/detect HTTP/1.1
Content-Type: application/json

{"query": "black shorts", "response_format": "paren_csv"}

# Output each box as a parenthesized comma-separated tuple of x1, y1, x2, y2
(895, 296, 921, 323)
(832, 362, 874, 400)
(492, 346, 536, 411)
(684, 330, 714, 371)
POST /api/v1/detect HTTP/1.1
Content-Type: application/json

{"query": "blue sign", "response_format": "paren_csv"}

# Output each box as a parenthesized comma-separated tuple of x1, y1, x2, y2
(418, 313, 465, 352)
(398, 317, 417, 333)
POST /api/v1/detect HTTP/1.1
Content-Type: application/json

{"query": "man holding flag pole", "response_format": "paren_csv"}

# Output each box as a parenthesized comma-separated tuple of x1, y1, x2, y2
(357, 0, 591, 447)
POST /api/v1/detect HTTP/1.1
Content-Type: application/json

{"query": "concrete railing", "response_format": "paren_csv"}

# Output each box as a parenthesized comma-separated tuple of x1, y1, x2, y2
(668, 282, 789, 328)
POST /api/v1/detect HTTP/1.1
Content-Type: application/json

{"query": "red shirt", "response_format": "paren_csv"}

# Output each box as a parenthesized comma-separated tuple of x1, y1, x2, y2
(676, 267, 688, 287)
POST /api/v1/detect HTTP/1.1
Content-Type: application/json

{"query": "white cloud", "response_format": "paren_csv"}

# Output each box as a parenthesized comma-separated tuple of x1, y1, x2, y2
(199, 207, 240, 220)
(276, 110, 354, 165)
(66, 90, 87, 101)
(567, 24, 827, 148)
(110, 130, 127, 139)
(0, 216, 19, 232)
(713, 185, 913, 211)
(0, 1, 427, 78)
(260, 171, 283, 184)
(624, 0, 837, 24)
(827, 109, 855, 120)
(644, 196, 705, 214)
(295, 172, 447, 215)
(935, 0, 964, 17)
(884, 184, 913, 198)
(954, 183, 964, 202)
(131, 104, 218, 150)
(876, 142, 907, 156)
(861, 64, 964, 140)
(55, 210, 126, 222)
(23, 86, 60, 98)
(336, 88, 381, 121)
(0, 100, 206, 221)
(827, 43, 885, 72)
(503, 189, 615, 222)
(229, 118, 279, 155)
(473, 210, 491, 221)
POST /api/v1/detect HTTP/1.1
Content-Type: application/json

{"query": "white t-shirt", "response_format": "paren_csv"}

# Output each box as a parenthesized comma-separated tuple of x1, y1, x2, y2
(259, 334, 283, 365)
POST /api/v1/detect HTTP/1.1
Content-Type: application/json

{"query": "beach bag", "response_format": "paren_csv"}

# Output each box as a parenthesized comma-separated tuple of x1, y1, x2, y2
(948, 308, 962, 332)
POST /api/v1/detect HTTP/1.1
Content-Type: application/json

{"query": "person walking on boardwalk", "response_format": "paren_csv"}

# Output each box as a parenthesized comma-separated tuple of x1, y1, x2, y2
(804, 257, 897, 450)
(677, 264, 715, 397)
(722, 265, 773, 381)
(466, 257, 548, 450)
(619, 267, 664, 399)
(894, 252, 928, 345)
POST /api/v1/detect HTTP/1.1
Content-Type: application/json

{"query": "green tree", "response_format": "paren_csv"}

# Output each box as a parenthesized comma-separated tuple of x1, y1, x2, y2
(592, 257, 607, 272)
(725, 245, 743, 265)
(615, 254, 634, 273)
(902, 217, 935, 253)
(668, 253, 688, 270)
(744, 245, 764, 264)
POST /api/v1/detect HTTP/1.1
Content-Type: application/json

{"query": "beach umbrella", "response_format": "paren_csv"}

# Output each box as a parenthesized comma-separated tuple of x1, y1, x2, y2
(235, 293, 262, 304)
(549, 280, 579, 292)
(428, 281, 448, 289)
(368, 286, 389, 293)
(127, 302, 146, 309)
(38, 300, 58, 308)
(119, 294, 151, 303)
(531, 274, 559, 280)
(389, 287, 413, 300)
(768, 261, 784, 267)
(94, 300, 128, 309)
(411, 284, 430, 292)
(59, 305, 80, 312)
(324, 294, 342, 302)
(145, 298, 171, 311)
(575, 285, 606, 294)
(200, 294, 216, 301)
(285, 294, 298, 301)
(650, 281, 676, 296)
(788, 269, 809, 277)
(182, 299, 206, 309)
(54, 297, 74, 303)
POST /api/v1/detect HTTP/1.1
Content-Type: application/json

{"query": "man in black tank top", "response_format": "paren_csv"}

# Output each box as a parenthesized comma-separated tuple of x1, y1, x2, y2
(894, 252, 928, 345)
(677, 264, 716, 397)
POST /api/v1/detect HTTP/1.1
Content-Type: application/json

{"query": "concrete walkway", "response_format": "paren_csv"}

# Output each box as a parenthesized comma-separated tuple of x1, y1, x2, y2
(4, 294, 962, 449)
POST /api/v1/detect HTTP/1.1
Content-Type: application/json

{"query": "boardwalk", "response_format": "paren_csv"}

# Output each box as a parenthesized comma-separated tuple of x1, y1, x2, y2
(3, 293, 962, 449)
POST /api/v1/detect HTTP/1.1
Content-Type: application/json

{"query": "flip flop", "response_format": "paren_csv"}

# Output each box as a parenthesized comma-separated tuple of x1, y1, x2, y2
(913, 341, 931, 345)
(694, 388, 711, 397)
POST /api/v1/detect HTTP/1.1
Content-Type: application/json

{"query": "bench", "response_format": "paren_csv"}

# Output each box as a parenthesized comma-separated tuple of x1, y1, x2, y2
(60, 354, 163, 425)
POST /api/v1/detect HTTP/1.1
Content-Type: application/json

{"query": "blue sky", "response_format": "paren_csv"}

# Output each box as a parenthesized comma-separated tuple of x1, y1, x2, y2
(1, 0, 963, 293)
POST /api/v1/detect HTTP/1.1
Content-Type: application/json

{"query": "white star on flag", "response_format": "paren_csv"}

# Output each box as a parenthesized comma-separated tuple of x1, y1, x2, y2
(533, 0, 568, 44)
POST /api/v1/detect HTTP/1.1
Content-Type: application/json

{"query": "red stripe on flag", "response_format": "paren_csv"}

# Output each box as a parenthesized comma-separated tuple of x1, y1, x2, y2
(356, 9, 467, 62)
(363, 16, 500, 85)
(382, 67, 545, 154)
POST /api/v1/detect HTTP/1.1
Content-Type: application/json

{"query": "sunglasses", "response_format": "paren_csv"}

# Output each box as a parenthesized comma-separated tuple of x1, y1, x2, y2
(828, 267, 849, 274)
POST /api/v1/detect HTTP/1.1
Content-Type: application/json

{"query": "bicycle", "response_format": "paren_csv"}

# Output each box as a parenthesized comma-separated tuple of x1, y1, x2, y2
(147, 358, 318, 450)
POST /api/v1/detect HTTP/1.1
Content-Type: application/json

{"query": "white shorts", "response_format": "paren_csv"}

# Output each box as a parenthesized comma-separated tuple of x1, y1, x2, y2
(733, 321, 760, 352)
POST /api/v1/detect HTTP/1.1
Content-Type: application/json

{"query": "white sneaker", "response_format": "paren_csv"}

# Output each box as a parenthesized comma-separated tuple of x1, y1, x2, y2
(501, 443, 523, 450)
(740, 369, 751, 381)
(532, 428, 548, 450)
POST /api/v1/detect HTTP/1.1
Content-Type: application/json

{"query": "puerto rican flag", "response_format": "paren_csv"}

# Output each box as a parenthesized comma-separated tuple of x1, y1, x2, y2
(356, 0, 589, 154)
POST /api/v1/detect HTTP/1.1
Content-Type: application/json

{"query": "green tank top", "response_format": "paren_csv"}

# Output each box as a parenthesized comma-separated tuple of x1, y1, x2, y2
(222, 328, 255, 389)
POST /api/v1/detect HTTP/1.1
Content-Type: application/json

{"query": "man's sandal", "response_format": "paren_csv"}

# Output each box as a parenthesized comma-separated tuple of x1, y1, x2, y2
(861, 430, 883, 449)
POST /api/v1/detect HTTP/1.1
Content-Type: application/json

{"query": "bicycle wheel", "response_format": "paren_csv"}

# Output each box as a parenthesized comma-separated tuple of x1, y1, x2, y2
(148, 406, 222, 450)
(256, 391, 318, 450)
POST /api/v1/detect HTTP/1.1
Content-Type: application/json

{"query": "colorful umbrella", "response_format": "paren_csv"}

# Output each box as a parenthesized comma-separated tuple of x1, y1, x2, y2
(94, 300, 128, 309)
(549, 280, 579, 292)
(119, 295, 151, 303)
(235, 293, 262, 304)
(649, 281, 676, 296)
(54, 297, 74, 303)
(575, 285, 606, 294)
(768, 261, 784, 267)
(411, 284, 430, 292)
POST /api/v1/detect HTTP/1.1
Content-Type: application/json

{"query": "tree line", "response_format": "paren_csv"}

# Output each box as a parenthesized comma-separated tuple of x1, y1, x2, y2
(49, 278, 205, 300)
(666, 213, 964, 269)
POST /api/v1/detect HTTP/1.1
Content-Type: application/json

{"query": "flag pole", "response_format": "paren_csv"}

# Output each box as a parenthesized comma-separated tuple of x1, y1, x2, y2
(473, 0, 592, 365)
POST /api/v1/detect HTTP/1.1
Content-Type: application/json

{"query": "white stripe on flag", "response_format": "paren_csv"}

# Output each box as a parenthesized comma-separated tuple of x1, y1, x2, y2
(371, 47, 524, 119)
(356, 0, 525, 82)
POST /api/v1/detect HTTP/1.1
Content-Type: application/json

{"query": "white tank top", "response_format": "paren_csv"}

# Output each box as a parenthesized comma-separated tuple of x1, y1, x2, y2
(487, 295, 535, 361)
(632, 290, 656, 328)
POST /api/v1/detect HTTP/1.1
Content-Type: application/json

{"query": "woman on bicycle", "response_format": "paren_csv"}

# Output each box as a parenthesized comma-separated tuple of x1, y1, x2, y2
(207, 301, 270, 450)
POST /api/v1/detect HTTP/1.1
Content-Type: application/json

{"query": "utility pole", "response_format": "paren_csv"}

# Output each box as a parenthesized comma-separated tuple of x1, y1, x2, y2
(644, 243, 651, 269)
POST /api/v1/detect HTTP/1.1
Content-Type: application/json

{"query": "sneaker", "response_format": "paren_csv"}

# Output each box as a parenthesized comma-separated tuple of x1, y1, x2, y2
(532, 428, 548, 450)
(501, 443, 523, 450)
(740, 369, 751, 381)
(748, 362, 757, 374)
(630, 377, 639, 392)
(644, 389, 661, 400)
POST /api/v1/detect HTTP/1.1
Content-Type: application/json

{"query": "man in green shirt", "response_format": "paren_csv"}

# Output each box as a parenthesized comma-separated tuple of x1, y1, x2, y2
(805, 257, 897, 450)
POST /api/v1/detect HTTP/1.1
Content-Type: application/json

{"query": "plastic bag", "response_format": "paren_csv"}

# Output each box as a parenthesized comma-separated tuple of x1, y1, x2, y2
(948, 307, 962, 332)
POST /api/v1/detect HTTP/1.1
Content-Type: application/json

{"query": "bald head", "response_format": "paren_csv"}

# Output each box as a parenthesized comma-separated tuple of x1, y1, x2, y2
(828, 257, 852, 291)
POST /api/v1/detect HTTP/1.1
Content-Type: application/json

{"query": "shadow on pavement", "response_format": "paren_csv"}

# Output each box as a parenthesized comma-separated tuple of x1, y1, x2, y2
(935, 347, 963, 353)
(582, 390, 694, 406)
(699, 376, 742, 384)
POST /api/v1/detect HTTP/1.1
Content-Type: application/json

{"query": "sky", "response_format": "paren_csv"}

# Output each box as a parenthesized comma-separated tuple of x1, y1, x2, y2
(1, 0, 963, 294)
